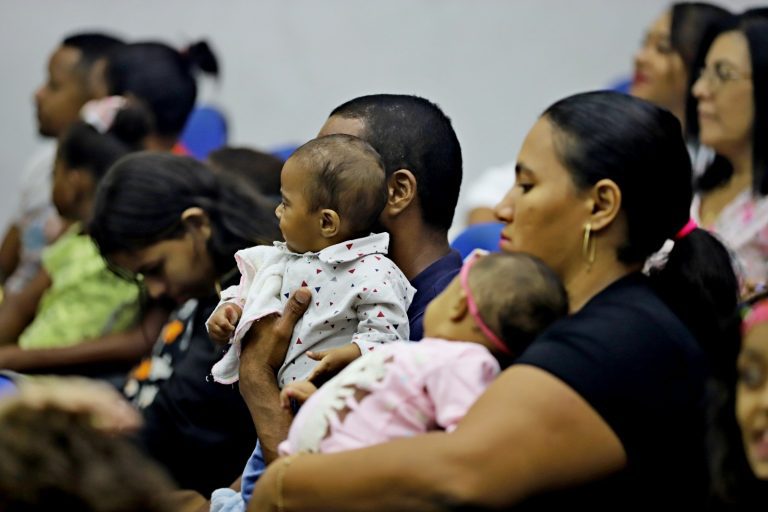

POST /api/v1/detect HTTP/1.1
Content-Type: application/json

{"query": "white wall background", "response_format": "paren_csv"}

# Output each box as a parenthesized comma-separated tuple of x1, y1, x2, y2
(0, 0, 755, 231)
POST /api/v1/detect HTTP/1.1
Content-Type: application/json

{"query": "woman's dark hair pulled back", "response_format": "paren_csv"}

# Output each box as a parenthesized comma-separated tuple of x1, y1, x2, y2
(89, 152, 280, 275)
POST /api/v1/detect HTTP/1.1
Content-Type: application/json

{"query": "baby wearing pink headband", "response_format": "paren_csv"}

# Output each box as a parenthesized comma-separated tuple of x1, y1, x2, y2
(276, 250, 569, 456)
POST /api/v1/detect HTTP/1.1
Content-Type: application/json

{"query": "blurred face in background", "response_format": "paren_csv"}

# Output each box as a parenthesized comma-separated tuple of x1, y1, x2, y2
(737, 315, 768, 480)
(34, 45, 89, 138)
(630, 11, 688, 118)
(692, 31, 754, 160)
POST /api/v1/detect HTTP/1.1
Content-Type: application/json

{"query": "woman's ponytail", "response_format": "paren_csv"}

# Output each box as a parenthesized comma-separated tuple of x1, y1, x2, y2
(185, 40, 219, 77)
(649, 228, 741, 379)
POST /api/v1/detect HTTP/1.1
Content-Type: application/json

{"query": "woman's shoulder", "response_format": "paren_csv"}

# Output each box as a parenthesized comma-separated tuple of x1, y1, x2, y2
(518, 273, 704, 385)
(551, 273, 694, 347)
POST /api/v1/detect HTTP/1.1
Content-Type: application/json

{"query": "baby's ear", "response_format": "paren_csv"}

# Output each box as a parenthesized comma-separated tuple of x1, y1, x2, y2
(449, 290, 470, 323)
(319, 209, 341, 239)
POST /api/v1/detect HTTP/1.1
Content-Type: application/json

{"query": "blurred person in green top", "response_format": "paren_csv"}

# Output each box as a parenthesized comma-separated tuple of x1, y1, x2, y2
(0, 99, 169, 375)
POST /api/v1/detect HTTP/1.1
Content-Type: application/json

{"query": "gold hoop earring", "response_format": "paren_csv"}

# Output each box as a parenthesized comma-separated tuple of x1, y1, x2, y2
(582, 223, 596, 268)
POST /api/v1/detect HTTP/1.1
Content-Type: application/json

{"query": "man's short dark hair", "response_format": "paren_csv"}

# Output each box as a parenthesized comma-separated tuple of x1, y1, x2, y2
(329, 94, 462, 232)
(61, 32, 124, 81)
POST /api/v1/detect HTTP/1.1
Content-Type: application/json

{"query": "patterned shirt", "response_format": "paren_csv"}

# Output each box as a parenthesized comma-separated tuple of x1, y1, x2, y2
(211, 232, 415, 387)
(693, 191, 768, 285)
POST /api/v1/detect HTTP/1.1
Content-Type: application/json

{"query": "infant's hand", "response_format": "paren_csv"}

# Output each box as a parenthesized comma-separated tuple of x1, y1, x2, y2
(279, 380, 318, 409)
(305, 343, 362, 385)
(206, 303, 242, 344)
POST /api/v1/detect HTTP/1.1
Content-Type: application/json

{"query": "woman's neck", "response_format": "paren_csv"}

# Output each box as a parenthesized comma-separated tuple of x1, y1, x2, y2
(563, 255, 640, 313)
(728, 143, 753, 183)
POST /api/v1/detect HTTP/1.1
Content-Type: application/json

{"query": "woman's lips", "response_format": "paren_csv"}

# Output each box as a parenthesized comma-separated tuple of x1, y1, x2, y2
(633, 71, 648, 85)
(499, 233, 511, 250)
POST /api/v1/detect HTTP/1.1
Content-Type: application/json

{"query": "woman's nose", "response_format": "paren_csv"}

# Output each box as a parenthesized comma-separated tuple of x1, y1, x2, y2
(692, 74, 708, 100)
(633, 46, 647, 69)
(494, 191, 515, 223)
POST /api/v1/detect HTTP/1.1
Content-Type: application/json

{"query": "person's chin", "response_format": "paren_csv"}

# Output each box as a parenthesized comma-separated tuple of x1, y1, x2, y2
(36, 124, 55, 138)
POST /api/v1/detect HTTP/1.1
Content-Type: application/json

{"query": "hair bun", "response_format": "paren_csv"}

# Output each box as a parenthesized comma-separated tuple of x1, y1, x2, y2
(185, 40, 219, 76)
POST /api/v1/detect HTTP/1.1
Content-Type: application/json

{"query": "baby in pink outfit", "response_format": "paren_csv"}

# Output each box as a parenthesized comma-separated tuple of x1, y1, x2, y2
(278, 251, 569, 455)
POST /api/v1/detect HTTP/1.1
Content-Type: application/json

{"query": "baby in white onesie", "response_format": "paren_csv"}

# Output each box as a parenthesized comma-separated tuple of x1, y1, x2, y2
(206, 134, 415, 386)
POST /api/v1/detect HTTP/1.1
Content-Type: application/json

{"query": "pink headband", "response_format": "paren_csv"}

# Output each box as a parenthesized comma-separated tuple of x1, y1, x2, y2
(675, 218, 697, 240)
(742, 298, 768, 336)
(79, 96, 127, 133)
(460, 252, 511, 355)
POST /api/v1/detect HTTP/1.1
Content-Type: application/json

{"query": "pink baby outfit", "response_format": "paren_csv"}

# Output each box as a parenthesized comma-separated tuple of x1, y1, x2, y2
(278, 338, 500, 455)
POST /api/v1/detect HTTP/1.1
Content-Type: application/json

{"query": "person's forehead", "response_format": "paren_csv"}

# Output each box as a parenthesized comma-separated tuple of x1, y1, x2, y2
(281, 156, 309, 186)
(317, 115, 366, 138)
(708, 31, 751, 69)
(49, 46, 83, 80)
(108, 243, 166, 274)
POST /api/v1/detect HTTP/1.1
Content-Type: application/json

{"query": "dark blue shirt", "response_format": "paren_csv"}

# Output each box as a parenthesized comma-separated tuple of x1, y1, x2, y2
(407, 250, 463, 340)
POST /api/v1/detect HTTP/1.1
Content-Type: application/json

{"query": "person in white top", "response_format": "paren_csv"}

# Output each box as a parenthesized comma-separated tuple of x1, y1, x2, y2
(0, 33, 123, 294)
(692, 15, 768, 290)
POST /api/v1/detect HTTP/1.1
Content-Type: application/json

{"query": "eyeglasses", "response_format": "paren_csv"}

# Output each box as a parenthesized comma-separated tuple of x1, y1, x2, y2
(697, 62, 752, 91)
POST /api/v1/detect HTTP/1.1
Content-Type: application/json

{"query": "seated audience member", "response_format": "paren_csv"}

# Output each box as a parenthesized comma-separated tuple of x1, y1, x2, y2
(631, 2, 730, 134)
(0, 105, 167, 374)
(98, 40, 219, 154)
(247, 92, 740, 511)
(214, 251, 566, 512)
(460, 2, 730, 228)
(207, 146, 285, 200)
(0, 404, 174, 512)
(692, 15, 768, 292)
(207, 134, 413, 386)
(315, 94, 463, 343)
(278, 252, 567, 454)
(735, 296, 768, 502)
(205, 94, 464, 509)
(0, 33, 124, 294)
(89, 153, 281, 495)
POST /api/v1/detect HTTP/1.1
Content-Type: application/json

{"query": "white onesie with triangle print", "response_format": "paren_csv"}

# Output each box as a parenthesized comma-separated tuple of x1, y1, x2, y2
(209, 232, 415, 387)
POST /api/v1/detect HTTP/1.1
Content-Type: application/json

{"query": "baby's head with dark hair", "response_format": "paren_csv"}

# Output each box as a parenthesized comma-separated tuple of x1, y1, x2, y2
(287, 134, 387, 241)
(468, 253, 568, 358)
(0, 404, 174, 512)
(424, 252, 568, 365)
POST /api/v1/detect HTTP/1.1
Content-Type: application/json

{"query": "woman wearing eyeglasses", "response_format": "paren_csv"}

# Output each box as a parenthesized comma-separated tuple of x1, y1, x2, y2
(693, 15, 768, 290)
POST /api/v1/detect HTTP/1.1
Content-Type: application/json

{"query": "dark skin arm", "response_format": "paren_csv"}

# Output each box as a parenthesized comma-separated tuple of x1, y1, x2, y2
(0, 303, 170, 373)
(239, 288, 311, 463)
(0, 224, 21, 283)
(0, 268, 51, 345)
(248, 365, 626, 511)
